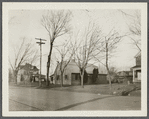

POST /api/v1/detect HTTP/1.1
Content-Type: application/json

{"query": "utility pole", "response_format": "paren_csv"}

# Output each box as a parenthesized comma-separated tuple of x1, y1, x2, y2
(35, 38, 46, 87)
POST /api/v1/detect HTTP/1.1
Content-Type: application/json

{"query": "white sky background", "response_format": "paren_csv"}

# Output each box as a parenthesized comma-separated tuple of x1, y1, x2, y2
(9, 9, 140, 75)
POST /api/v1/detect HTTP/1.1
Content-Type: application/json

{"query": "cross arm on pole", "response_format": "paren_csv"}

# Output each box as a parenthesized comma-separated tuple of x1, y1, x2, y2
(36, 42, 45, 44)
(35, 38, 47, 41)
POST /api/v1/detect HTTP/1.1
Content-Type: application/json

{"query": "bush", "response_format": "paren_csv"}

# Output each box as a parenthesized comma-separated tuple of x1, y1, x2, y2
(92, 68, 99, 83)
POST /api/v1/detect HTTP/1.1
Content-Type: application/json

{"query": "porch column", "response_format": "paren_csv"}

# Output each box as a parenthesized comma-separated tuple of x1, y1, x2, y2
(133, 69, 135, 82)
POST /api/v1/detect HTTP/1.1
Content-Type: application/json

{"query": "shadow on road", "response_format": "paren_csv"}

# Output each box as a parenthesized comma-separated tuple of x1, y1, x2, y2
(56, 95, 115, 111)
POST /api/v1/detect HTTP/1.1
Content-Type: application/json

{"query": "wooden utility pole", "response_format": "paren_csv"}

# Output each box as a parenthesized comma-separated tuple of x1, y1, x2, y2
(35, 38, 46, 87)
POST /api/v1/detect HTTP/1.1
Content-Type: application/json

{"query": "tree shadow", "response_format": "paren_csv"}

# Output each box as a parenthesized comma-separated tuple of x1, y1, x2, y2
(56, 95, 115, 111)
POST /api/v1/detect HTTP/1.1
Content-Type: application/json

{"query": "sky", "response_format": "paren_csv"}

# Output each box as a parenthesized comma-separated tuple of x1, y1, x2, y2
(8, 9, 140, 75)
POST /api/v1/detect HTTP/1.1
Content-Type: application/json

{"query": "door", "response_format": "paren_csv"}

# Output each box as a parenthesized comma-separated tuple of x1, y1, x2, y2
(71, 73, 81, 85)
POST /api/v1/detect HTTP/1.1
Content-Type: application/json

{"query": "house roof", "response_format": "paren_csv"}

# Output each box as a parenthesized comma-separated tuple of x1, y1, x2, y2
(131, 65, 141, 69)
(53, 59, 98, 75)
(134, 51, 141, 58)
(20, 63, 39, 71)
(86, 63, 98, 68)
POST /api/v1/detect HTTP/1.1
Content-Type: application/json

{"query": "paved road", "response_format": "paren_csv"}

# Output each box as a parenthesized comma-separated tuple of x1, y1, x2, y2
(9, 85, 141, 111)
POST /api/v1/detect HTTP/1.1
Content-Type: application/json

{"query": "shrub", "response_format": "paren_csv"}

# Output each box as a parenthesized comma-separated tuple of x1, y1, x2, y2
(92, 68, 99, 83)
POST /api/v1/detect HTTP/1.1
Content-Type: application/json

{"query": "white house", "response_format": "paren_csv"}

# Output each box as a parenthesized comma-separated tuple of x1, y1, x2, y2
(132, 51, 141, 83)
(50, 59, 98, 85)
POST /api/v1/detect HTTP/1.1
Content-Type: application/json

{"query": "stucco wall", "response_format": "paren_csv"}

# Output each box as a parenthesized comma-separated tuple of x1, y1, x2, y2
(53, 60, 98, 85)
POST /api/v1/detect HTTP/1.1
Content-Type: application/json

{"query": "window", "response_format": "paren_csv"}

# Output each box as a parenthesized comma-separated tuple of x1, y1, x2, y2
(21, 74, 24, 81)
(65, 75, 68, 80)
(72, 73, 81, 81)
(136, 55, 141, 66)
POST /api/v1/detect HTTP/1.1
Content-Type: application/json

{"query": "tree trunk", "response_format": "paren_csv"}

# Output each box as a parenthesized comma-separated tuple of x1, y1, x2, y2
(46, 62, 50, 86)
(107, 70, 112, 90)
(46, 42, 53, 86)
(81, 74, 84, 88)
(61, 73, 63, 87)
(14, 74, 17, 84)
(106, 42, 112, 91)
(80, 69, 84, 88)
(13, 70, 18, 84)
(39, 72, 42, 87)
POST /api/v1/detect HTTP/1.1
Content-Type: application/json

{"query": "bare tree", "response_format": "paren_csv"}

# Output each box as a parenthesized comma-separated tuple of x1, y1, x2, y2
(119, 10, 141, 51)
(74, 22, 102, 88)
(55, 39, 75, 87)
(94, 29, 125, 91)
(129, 10, 141, 36)
(108, 67, 119, 83)
(41, 10, 72, 86)
(9, 38, 39, 84)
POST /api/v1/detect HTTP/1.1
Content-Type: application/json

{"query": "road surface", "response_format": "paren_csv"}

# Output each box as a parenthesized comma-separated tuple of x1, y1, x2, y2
(9, 85, 141, 111)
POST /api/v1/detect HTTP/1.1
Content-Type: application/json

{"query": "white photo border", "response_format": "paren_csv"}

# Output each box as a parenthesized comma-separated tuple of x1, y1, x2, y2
(2, 2, 147, 117)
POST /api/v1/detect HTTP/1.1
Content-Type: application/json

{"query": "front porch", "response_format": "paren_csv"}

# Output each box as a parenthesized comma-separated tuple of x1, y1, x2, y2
(132, 66, 141, 83)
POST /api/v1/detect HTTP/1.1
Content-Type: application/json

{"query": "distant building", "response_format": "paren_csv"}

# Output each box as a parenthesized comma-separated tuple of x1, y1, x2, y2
(117, 71, 133, 77)
(50, 59, 107, 85)
(117, 71, 133, 83)
(131, 51, 141, 83)
(17, 63, 39, 83)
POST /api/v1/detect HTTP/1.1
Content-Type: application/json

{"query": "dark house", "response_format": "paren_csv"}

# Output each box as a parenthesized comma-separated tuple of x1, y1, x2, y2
(17, 63, 39, 83)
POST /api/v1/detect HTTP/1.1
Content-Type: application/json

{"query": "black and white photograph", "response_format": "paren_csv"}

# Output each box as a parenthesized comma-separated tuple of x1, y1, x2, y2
(2, 2, 147, 117)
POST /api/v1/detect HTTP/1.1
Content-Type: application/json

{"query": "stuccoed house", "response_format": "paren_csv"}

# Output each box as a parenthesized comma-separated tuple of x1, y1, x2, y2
(131, 51, 141, 83)
(17, 63, 39, 83)
(50, 59, 107, 85)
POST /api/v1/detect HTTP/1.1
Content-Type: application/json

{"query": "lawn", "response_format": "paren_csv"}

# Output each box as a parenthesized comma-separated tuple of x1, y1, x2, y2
(51, 83, 141, 96)
(9, 81, 141, 96)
